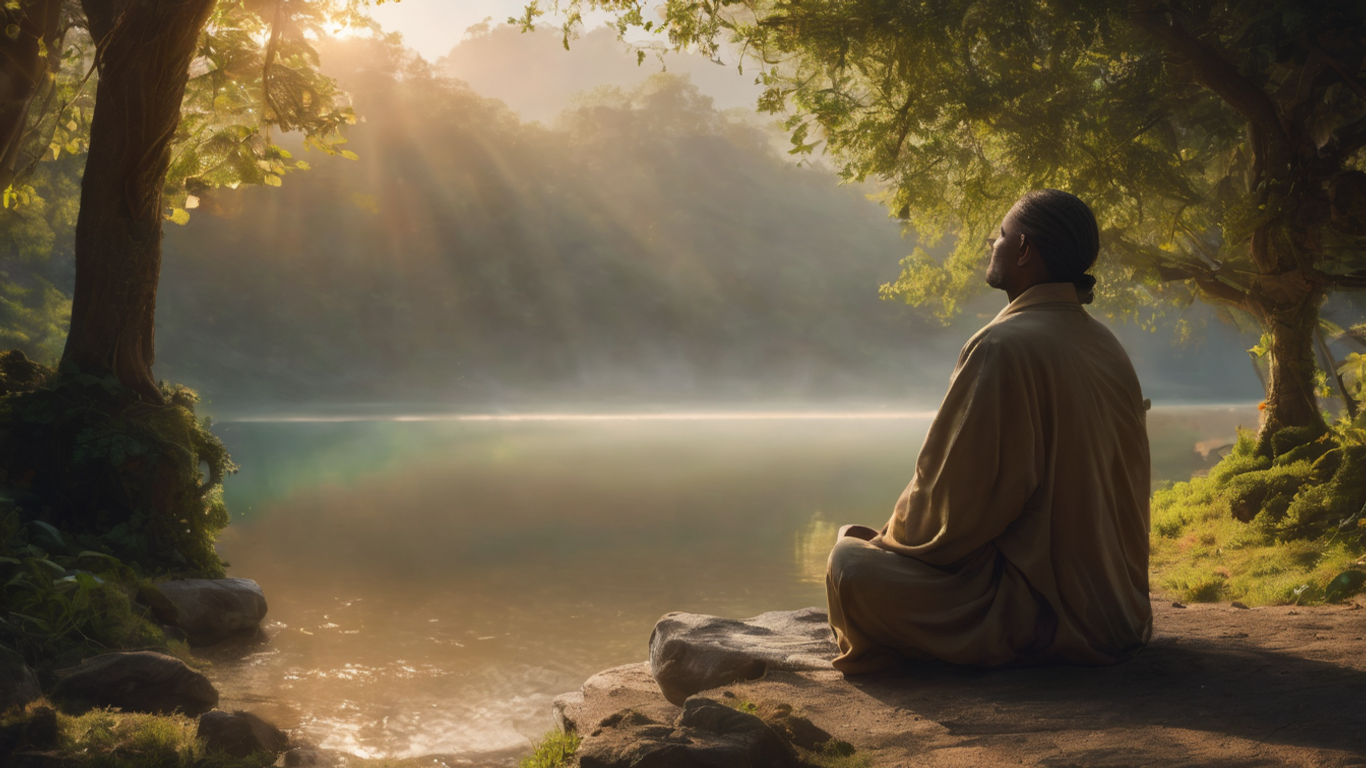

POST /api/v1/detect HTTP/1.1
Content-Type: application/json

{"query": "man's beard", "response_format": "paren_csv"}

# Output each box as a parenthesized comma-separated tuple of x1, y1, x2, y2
(985, 259, 1006, 290)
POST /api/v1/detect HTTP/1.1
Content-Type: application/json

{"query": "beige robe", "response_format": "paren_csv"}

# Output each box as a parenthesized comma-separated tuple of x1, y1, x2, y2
(826, 283, 1152, 673)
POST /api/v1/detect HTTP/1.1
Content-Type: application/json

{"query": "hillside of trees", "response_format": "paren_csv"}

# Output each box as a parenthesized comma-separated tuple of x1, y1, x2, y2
(1, 35, 1267, 413)
(147, 38, 967, 410)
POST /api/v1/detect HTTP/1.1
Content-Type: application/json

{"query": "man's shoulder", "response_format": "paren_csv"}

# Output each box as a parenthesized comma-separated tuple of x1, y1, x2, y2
(965, 305, 1120, 363)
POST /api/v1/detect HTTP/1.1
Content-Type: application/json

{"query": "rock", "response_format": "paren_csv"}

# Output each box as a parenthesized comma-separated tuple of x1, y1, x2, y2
(649, 607, 836, 705)
(50, 651, 218, 716)
(0, 646, 41, 713)
(197, 710, 288, 758)
(554, 662, 680, 734)
(150, 578, 268, 646)
(576, 697, 801, 768)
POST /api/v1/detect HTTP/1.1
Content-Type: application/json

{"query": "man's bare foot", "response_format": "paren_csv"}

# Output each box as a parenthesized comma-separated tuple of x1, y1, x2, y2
(838, 524, 879, 541)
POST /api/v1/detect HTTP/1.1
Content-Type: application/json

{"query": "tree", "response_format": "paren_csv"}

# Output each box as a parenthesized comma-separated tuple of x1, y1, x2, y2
(535, 0, 1366, 447)
(0, 0, 386, 573)
(0, 0, 379, 401)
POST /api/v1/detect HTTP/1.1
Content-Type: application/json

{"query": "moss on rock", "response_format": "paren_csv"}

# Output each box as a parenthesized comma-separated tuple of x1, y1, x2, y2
(1151, 426, 1366, 606)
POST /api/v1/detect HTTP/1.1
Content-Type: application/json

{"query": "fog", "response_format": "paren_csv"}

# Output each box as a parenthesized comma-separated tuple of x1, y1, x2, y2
(154, 27, 1265, 416)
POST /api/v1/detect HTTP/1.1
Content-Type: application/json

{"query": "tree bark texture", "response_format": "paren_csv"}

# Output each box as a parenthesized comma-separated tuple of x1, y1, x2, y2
(0, 0, 65, 190)
(1255, 292, 1327, 440)
(60, 0, 215, 403)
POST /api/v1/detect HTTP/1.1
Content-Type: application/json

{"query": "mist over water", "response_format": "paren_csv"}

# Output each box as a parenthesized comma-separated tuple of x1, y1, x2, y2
(208, 406, 1257, 761)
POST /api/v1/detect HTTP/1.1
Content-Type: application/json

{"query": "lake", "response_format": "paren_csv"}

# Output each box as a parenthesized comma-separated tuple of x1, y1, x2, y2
(205, 405, 1259, 762)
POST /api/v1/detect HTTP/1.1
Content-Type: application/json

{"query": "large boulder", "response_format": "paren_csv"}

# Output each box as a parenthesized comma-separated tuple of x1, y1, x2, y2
(197, 710, 289, 758)
(49, 651, 218, 716)
(0, 646, 41, 713)
(576, 697, 801, 768)
(649, 608, 836, 705)
(151, 578, 268, 646)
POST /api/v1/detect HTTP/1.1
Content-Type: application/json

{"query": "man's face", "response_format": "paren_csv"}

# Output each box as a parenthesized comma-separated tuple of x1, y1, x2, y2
(985, 209, 1021, 290)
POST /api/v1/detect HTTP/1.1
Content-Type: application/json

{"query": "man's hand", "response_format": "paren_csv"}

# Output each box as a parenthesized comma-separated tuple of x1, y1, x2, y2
(838, 524, 879, 541)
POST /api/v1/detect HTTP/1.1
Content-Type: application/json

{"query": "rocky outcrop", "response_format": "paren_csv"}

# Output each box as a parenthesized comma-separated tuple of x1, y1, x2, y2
(49, 651, 218, 716)
(576, 697, 801, 768)
(0, 646, 41, 713)
(554, 662, 680, 734)
(649, 607, 836, 705)
(150, 578, 268, 646)
(197, 710, 289, 758)
(559, 600, 1366, 767)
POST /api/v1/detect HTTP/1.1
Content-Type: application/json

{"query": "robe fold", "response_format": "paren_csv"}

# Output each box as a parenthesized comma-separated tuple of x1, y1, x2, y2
(827, 282, 1152, 673)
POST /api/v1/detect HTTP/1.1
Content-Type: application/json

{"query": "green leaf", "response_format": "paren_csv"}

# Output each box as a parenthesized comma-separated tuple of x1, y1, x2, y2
(31, 557, 66, 577)
(167, 208, 191, 225)
(30, 520, 65, 549)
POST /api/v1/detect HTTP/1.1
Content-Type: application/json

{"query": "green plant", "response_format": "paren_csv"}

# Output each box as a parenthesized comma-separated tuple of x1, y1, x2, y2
(0, 361, 237, 577)
(519, 729, 581, 768)
(0, 510, 167, 669)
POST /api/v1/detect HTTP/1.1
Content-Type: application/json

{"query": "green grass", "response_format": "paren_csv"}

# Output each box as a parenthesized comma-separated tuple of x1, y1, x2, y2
(1, 701, 274, 768)
(1150, 430, 1366, 605)
(518, 729, 580, 768)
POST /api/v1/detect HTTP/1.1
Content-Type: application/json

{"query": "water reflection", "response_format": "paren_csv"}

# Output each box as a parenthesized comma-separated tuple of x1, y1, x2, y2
(795, 512, 839, 584)
(208, 406, 1257, 762)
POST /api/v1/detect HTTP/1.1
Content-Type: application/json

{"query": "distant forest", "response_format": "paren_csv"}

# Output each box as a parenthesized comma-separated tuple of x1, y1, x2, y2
(1, 35, 1268, 412)
(151, 38, 967, 409)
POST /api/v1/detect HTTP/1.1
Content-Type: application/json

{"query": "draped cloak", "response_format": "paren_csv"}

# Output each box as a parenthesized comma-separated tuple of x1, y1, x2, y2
(826, 283, 1152, 673)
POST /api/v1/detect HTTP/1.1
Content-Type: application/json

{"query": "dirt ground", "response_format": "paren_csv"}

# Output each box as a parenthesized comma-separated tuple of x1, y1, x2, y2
(565, 598, 1366, 767)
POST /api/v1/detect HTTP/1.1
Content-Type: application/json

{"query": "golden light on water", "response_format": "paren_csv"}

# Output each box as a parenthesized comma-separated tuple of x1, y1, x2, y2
(795, 511, 839, 584)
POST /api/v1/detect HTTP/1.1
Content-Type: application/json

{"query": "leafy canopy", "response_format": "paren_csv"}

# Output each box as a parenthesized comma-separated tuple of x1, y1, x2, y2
(0, 0, 396, 362)
(523, 1, 1366, 327)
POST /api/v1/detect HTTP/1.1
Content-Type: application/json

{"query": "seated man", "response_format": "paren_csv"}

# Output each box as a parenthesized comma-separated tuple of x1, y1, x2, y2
(827, 189, 1151, 674)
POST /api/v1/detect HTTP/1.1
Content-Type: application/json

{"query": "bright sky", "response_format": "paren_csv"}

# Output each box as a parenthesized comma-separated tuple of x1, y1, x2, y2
(364, 0, 765, 124)
(368, 0, 611, 61)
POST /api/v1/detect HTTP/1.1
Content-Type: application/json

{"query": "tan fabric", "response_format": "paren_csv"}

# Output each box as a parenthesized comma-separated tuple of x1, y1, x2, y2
(826, 282, 1152, 673)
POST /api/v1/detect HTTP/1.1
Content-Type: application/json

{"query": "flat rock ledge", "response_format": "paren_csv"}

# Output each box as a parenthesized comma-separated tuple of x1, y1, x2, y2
(554, 599, 1366, 767)
(649, 606, 837, 706)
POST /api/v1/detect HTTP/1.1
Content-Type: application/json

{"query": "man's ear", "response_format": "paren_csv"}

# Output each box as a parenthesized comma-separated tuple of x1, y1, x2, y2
(1015, 234, 1033, 267)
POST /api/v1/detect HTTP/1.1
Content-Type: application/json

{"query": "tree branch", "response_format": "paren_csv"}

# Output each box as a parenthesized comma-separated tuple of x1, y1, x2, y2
(1155, 262, 1251, 307)
(1130, 3, 1289, 147)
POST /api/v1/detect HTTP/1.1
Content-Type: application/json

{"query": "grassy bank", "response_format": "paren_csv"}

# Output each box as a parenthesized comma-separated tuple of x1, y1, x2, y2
(1151, 427, 1366, 605)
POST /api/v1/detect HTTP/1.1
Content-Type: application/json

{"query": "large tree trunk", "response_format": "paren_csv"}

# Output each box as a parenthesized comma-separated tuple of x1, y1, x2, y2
(1249, 219, 1328, 448)
(1257, 297, 1327, 439)
(60, 0, 215, 402)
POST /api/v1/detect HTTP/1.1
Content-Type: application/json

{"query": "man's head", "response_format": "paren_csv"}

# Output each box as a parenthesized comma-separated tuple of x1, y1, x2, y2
(985, 189, 1100, 303)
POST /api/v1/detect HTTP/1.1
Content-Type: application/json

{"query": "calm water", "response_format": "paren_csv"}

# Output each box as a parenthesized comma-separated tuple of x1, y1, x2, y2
(205, 405, 1258, 762)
